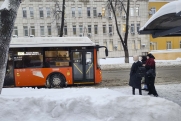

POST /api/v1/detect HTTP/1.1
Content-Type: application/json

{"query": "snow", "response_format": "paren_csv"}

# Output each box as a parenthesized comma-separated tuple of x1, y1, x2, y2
(99, 57, 181, 65)
(0, 84, 181, 121)
(0, 0, 10, 10)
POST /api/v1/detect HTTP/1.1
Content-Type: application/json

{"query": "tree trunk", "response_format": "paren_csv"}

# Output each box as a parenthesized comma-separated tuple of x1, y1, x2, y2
(0, 0, 21, 94)
(59, 0, 65, 37)
(124, 0, 130, 63)
(124, 47, 129, 63)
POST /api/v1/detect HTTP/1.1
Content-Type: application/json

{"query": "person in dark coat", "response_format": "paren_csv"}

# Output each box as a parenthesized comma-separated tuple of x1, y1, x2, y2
(129, 55, 143, 95)
(141, 55, 148, 91)
(145, 53, 158, 97)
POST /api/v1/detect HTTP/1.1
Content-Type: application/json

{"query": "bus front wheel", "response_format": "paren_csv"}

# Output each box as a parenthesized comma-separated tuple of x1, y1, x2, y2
(49, 73, 65, 88)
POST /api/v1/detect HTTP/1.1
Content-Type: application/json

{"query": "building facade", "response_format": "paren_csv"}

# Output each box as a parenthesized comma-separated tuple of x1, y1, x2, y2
(0, 0, 149, 58)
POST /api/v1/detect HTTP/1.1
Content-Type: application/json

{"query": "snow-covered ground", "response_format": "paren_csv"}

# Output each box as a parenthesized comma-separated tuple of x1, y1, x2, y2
(0, 84, 181, 121)
(99, 57, 181, 69)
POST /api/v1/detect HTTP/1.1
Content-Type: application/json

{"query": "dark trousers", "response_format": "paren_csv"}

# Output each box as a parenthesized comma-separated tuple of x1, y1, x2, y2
(146, 76, 158, 96)
(132, 87, 142, 95)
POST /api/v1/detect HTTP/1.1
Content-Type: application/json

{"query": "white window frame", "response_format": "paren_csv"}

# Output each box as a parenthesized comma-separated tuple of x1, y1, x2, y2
(23, 26, 28, 36)
(46, 7, 51, 17)
(130, 24, 135, 33)
(39, 7, 44, 18)
(79, 25, 83, 33)
(22, 7, 27, 18)
(13, 26, 18, 36)
(88, 25, 91, 33)
(47, 26, 51, 36)
(64, 25, 67, 35)
(73, 25, 76, 35)
(30, 26, 35, 36)
(166, 41, 172, 49)
(94, 25, 98, 34)
(87, 7, 91, 17)
(29, 7, 34, 18)
(78, 7, 82, 17)
(93, 7, 97, 17)
(40, 26, 45, 36)
(103, 25, 106, 34)
(71, 7, 75, 17)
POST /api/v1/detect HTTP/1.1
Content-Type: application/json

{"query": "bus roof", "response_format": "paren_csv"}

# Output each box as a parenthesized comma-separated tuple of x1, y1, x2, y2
(10, 37, 96, 48)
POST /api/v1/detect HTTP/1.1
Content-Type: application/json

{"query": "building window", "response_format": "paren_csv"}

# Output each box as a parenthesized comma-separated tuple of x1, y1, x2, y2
(117, 41, 122, 50)
(78, 7, 82, 17)
(22, 7, 27, 18)
(108, 10, 111, 17)
(64, 26, 67, 35)
(39, 7, 44, 18)
(47, 26, 51, 36)
(150, 7, 156, 15)
(87, 7, 91, 17)
(23, 26, 28, 36)
(137, 23, 140, 33)
(94, 25, 98, 34)
(130, 7, 134, 16)
(137, 40, 141, 49)
(79, 25, 83, 33)
(109, 24, 112, 33)
(166, 41, 172, 49)
(13, 26, 18, 36)
(71, 7, 75, 17)
(180, 41, 181, 48)
(152, 42, 157, 50)
(135, 7, 139, 16)
(40, 26, 45, 36)
(109, 40, 113, 51)
(88, 25, 91, 33)
(29, 7, 34, 18)
(30, 26, 35, 36)
(93, 7, 97, 17)
(103, 25, 106, 34)
(103, 40, 107, 47)
(130, 24, 135, 34)
(73, 25, 76, 35)
(46, 7, 51, 17)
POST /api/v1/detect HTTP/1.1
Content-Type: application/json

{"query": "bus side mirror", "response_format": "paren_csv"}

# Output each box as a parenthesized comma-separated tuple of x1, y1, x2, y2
(105, 48, 108, 57)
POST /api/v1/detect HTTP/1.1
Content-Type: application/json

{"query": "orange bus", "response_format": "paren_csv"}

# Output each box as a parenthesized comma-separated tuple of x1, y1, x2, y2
(4, 37, 108, 88)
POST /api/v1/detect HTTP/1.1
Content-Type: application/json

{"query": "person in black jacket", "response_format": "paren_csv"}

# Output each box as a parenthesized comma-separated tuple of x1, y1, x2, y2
(141, 55, 148, 91)
(145, 53, 158, 97)
(129, 55, 143, 95)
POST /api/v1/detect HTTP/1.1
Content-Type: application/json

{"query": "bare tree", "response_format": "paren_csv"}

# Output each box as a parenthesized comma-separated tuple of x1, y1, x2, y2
(0, 0, 21, 94)
(107, 0, 130, 63)
(52, 0, 65, 37)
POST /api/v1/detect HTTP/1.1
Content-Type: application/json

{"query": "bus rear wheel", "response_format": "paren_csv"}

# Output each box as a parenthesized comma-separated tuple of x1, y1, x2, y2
(49, 73, 65, 88)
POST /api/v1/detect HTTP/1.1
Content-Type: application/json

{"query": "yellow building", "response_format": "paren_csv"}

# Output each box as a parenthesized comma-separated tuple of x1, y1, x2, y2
(148, 2, 181, 60)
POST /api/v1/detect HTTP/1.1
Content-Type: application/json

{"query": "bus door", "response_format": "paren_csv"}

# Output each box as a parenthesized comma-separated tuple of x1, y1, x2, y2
(4, 52, 15, 87)
(72, 50, 94, 84)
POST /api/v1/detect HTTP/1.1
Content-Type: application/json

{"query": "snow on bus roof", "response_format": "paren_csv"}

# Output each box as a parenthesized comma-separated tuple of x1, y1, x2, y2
(140, 0, 181, 31)
(10, 37, 96, 48)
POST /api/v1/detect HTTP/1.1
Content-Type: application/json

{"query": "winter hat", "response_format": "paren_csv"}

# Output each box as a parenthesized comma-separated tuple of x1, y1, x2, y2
(147, 53, 155, 59)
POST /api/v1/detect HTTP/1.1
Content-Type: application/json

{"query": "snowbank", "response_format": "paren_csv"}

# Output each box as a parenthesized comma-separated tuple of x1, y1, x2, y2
(0, 87, 181, 121)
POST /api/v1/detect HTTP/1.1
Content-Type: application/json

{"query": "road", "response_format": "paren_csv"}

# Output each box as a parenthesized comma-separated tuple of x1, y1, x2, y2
(98, 66, 181, 87)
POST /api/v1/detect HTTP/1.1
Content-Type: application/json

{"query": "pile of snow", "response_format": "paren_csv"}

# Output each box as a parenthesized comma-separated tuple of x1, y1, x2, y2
(0, 87, 181, 121)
